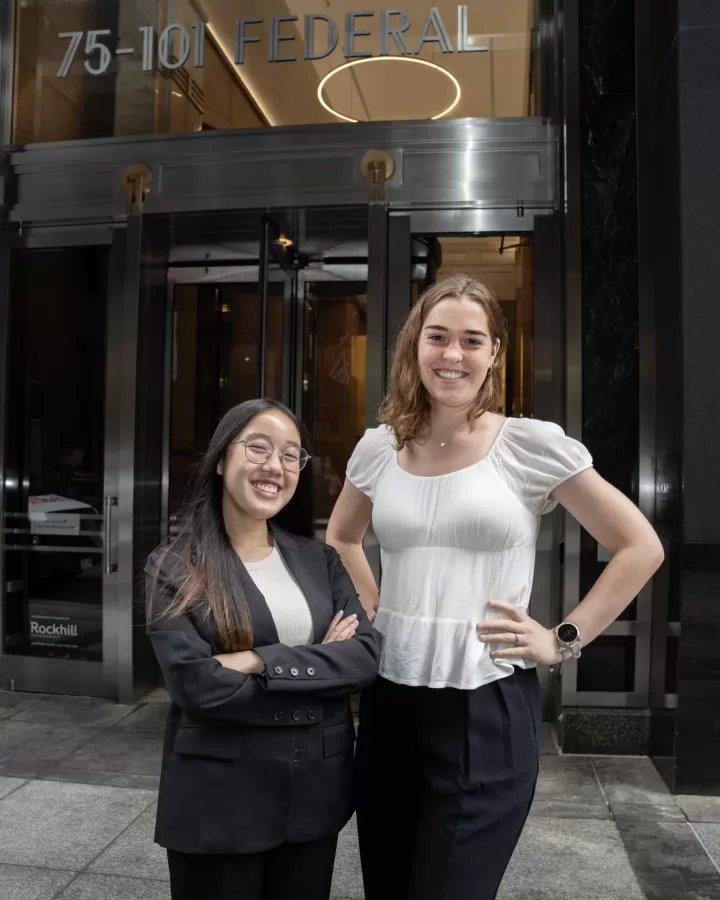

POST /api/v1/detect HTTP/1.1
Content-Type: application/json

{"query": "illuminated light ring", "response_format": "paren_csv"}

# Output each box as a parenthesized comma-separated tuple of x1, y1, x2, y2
(318, 56, 462, 123)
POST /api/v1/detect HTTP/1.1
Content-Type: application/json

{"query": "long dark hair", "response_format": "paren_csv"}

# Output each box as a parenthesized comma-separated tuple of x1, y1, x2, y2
(152, 399, 314, 651)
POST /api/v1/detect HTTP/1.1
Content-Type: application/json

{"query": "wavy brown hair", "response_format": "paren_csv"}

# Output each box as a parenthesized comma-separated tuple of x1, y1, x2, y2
(148, 399, 314, 652)
(379, 273, 508, 450)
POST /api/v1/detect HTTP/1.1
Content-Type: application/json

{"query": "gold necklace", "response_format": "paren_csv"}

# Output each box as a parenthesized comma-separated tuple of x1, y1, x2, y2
(437, 424, 469, 448)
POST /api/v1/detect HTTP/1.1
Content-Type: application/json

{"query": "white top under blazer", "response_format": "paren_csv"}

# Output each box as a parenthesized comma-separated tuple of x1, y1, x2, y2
(346, 417, 593, 690)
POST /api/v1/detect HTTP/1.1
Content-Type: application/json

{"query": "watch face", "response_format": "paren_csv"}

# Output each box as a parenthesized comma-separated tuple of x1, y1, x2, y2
(557, 623, 579, 644)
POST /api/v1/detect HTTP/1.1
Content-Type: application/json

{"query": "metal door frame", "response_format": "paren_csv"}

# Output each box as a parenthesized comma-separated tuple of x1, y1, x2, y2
(0, 222, 127, 697)
(531, 213, 565, 716)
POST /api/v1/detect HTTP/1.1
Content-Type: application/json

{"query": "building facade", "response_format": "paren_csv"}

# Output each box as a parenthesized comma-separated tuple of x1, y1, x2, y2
(0, 0, 717, 793)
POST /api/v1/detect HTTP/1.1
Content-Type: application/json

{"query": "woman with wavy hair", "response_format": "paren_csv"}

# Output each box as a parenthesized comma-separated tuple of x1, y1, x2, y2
(146, 399, 381, 900)
(326, 274, 663, 900)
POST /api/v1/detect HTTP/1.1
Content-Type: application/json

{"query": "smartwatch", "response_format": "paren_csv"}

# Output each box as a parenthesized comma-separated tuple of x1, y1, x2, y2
(553, 621, 582, 659)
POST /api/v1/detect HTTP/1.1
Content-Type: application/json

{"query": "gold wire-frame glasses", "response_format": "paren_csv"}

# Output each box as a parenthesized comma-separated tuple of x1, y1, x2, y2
(229, 438, 311, 473)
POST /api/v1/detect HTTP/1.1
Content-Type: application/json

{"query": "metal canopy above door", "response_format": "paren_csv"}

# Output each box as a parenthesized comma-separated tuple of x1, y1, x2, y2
(2, 119, 558, 226)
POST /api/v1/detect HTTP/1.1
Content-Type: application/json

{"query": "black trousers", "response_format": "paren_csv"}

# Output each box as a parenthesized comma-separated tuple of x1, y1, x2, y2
(355, 668, 541, 900)
(166, 835, 338, 900)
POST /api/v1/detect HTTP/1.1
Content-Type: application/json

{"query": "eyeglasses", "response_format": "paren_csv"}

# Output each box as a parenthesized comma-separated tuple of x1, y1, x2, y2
(229, 438, 311, 473)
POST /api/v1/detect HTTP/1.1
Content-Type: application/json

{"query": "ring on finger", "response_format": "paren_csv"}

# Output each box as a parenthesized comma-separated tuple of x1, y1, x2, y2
(514, 632, 520, 646)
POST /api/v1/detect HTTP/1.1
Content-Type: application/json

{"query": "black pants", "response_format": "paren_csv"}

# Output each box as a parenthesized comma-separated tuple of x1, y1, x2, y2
(166, 835, 338, 900)
(355, 668, 541, 900)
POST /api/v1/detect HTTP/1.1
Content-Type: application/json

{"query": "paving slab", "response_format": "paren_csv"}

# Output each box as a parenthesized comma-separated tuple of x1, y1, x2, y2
(0, 721, 98, 778)
(11, 697, 135, 729)
(0, 863, 76, 899)
(90, 804, 167, 881)
(678, 796, 720, 824)
(531, 755, 610, 819)
(616, 820, 720, 900)
(331, 817, 363, 900)
(40, 765, 160, 791)
(55, 730, 163, 777)
(539, 723, 558, 755)
(0, 775, 26, 800)
(612, 802, 686, 824)
(56, 874, 171, 900)
(592, 757, 673, 807)
(0, 692, 49, 722)
(113, 703, 170, 735)
(497, 817, 645, 900)
(0, 780, 155, 869)
(693, 824, 720, 873)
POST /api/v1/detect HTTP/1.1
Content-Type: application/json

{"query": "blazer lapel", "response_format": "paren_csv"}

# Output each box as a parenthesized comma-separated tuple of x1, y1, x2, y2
(270, 524, 331, 645)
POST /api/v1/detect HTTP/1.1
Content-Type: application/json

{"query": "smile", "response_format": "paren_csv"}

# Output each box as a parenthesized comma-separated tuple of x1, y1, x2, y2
(250, 481, 280, 496)
(434, 370, 468, 380)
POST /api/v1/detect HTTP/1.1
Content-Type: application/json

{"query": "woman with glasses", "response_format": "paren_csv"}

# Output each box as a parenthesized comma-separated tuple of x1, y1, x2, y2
(145, 398, 381, 900)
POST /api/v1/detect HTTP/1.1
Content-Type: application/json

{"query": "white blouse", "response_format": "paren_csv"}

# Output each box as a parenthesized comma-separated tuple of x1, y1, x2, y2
(244, 545, 314, 647)
(346, 417, 593, 690)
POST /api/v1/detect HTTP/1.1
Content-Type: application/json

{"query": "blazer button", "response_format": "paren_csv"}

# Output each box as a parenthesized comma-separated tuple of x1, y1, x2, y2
(292, 711, 301, 722)
(308, 710, 316, 721)
(290, 667, 299, 677)
(307, 667, 316, 676)
(273, 712, 284, 721)
(274, 666, 283, 675)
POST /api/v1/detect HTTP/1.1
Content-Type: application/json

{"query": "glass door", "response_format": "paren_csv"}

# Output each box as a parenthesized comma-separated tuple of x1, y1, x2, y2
(0, 217, 166, 701)
(0, 231, 118, 696)
(285, 207, 369, 536)
(166, 212, 290, 540)
(166, 207, 371, 540)
(379, 212, 536, 417)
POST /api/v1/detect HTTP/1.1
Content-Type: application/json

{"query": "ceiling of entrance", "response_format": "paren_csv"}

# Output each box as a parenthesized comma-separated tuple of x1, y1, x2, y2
(187, 0, 534, 125)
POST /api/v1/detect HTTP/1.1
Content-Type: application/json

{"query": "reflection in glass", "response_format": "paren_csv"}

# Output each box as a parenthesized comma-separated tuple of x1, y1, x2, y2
(169, 281, 283, 525)
(435, 235, 533, 417)
(2, 248, 108, 661)
(14, 0, 537, 143)
(303, 282, 367, 525)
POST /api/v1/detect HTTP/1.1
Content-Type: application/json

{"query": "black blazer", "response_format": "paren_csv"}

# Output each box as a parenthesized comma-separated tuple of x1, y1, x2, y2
(145, 525, 381, 855)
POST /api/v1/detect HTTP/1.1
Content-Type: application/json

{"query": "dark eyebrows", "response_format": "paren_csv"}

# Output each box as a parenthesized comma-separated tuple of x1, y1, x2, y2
(423, 324, 489, 338)
(243, 431, 301, 449)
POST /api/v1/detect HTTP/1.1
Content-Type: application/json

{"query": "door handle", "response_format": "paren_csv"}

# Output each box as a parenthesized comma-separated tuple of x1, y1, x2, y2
(103, 496, 118, 575)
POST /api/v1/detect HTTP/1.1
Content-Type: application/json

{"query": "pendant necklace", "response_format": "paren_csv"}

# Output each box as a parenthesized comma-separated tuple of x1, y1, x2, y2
(437, 424, 468, 449)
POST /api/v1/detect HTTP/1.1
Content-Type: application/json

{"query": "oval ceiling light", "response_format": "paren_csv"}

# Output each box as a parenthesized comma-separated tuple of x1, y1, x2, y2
(317, 56, 462, 124)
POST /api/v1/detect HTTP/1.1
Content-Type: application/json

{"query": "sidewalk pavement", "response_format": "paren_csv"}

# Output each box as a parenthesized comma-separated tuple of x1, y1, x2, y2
(0, 690, 719, 900)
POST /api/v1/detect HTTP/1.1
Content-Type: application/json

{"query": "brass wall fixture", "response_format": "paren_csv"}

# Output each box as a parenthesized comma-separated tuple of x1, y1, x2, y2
(121, 164, 153, 215)
(360, 150, 395, 202)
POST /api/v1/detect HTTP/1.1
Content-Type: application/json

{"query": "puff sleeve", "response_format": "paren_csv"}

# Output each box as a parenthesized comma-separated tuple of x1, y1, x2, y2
(345, 425, 396, 502)
(494, 418, 593, 516)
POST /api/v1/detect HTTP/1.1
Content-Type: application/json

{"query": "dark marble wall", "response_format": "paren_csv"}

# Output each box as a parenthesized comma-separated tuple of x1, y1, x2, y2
(636, 0, 720, 793)
(568, 2, 720, 783)
(675, 22, 720, 545)
(576, 0, 639, 694)
(674, 1, 720, 794)
(579, 0, 639, 499)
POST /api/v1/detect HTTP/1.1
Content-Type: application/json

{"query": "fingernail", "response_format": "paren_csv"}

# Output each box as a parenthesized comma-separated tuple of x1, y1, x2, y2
(350, 614, 358, 619)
